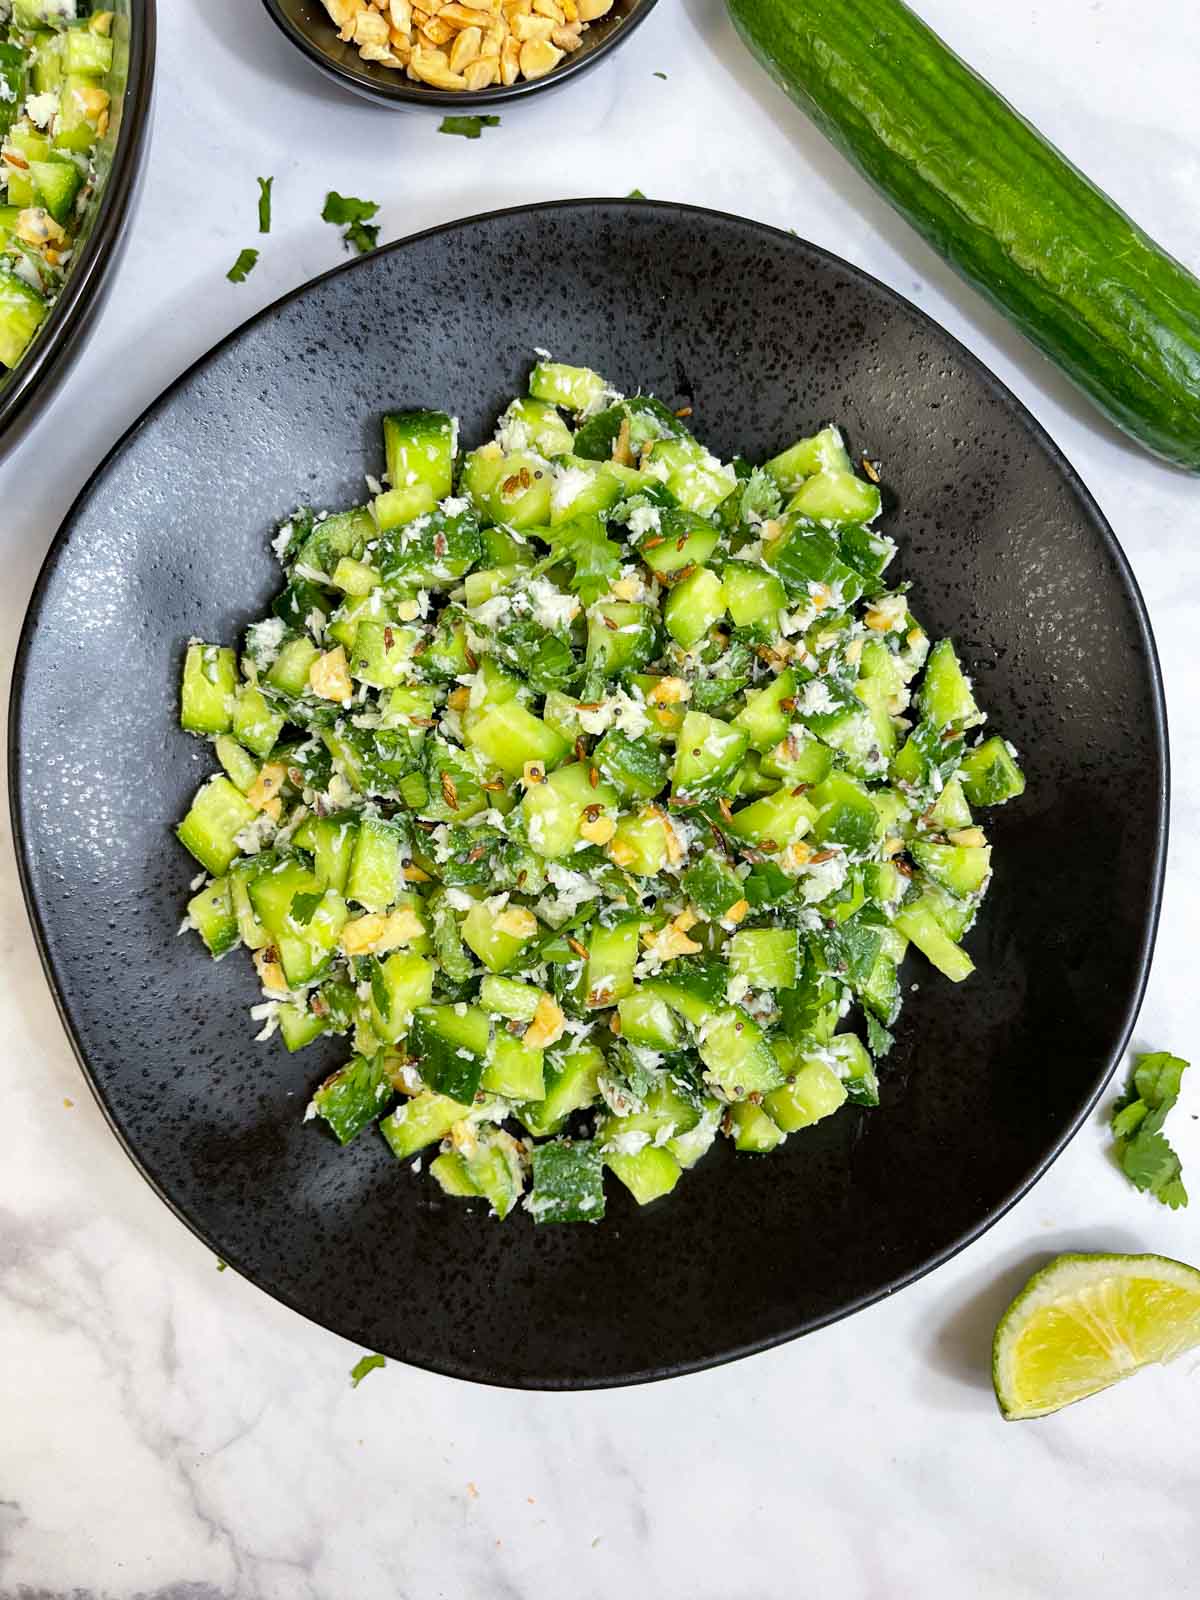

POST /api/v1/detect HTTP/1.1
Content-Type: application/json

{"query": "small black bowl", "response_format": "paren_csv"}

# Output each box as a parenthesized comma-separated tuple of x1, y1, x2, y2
(0, 0, 156, 454)
(260, 0, 658, 109)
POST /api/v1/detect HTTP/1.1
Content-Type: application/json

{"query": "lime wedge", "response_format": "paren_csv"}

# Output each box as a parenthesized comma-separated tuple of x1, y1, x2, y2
(993, 1252, 1200, 1420)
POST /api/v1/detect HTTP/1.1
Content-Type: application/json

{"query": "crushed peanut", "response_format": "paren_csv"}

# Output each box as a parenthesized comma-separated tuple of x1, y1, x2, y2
(317, 0, 615, 88)
(524, 992, 566, 1050)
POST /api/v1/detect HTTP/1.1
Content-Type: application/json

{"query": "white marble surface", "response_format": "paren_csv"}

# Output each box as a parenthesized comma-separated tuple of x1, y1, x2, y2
(3, 1, 1200, 1594)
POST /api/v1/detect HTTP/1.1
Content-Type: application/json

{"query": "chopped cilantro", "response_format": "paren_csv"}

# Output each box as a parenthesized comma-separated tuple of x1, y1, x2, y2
(1111, 1051, 1189, 1209)
(627, 188, 646, 199)
(290, 891, 324, 926)
(653, 70, 667, 79)
(226, 248, 259, 284)
(439, 114, 501, 139)
(322, 191, 381, 255)
(216, 1258, 228, 1271)
(350, 1352, 386, 1387)
(257, 176, 273, 234)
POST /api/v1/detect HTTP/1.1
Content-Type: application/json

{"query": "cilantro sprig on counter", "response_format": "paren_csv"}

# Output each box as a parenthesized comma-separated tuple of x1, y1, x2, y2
(322, 191, 381, 255)
(226, 248, 259, 284)
(1112, 1051, 1190, 1208)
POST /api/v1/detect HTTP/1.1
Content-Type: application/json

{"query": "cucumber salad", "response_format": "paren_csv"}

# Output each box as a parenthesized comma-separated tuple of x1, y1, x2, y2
(176, 358, 1025, 1224)
(0, 0, 115, 371)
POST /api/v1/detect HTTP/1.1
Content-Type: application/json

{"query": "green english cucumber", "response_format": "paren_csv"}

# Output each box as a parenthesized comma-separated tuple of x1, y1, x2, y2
(727, 0, 1200, 470)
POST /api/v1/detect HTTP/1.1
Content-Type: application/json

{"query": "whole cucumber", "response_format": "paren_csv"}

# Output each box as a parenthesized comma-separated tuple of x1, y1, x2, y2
(727, 0, 1200, 471)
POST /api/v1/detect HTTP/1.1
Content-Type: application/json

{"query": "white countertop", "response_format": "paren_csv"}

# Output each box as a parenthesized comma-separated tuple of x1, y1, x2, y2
(3, 2, 1199, 1595)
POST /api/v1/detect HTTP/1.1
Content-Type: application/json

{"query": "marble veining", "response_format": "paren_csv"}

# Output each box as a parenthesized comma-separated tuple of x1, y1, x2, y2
(2, 0, 1199, 1595)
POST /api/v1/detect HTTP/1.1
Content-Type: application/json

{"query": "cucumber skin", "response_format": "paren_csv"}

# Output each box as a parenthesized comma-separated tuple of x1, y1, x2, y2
(727, 0, 1200, 471)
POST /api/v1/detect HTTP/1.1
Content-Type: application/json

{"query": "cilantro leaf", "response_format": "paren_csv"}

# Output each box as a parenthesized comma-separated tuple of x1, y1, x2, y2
(1120, 1131, 1187, 1209)
(257, 175, 273, 234)
(349, 1352, 386, 1387)
(1134, 1051, 1189, 1110)
(290, 891, 324, 926)
(628, 187, 647, 199)
(322, 191, 381, 255)
(439, 114, 500, 139)
(226, 248, 259, 284)
(653, 70, 667, 79)
(1111, 1051, 1189, 1209)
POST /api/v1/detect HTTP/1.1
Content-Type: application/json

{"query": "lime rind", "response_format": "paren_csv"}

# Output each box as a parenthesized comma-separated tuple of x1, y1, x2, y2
(992, 1251, 1200, 1421)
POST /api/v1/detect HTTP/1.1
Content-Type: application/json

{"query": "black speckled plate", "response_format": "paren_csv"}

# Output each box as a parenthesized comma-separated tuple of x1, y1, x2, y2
(10, 202, 1167, 1389)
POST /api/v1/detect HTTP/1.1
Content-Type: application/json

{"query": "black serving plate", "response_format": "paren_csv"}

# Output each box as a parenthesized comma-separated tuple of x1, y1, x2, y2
(9, 202, 1167, 1388)
(0, 0, 156, 453)
(261, 0, 657, 109)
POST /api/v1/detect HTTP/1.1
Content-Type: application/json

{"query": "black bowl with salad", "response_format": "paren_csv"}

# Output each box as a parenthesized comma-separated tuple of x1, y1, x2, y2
(0, 0, 154, 451)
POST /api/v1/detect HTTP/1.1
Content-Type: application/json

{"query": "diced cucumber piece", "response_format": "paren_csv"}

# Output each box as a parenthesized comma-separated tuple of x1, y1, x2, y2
(464, 698, 570, 780)
(311, 1054, 392, 1145)
(463, 1129, 525, 1219)
(180, 642, 237, 735)
(663, 566, 725, 649)
(369, 951, 435, 1044)
(605, 1142, 682, 1202)
(764, 1058, 847, 1132)
(380, 1089, 473, 1161)
(521, 761, 620, 858)
(698, 1009, 784, 1097)
(460, 446, 552, 529)
(637, 508, 720, 575)
(585, 600, 657, 676)
(346, 817, 405, 912)
(231, 684, 285, 759)
(30, 155, 83, 224)
(764, 426, 851, 493)
(682, 852, 746, 920)
(617, 988, 684, 1049)
(722, 561, 787, 629)
(608, 806, 670, 876)
(728, 928, 799, 990)
(733, 668, 798, 752)
(176, 776, 258, 875)
(927, 776, 973, 830)
(920, 639, 985, 731)
(895, 895, 975, 983)
(726, 785, 815, 847)
(583, 917, 641, 1007)
(187, 876, 239, 959)
(497, 395, 575, 457)
(382, 409, 455, 520)
(277, 1000, 329, 1053)
(215, 734, 259, 793)
(593, 730, 669, 801)
(529, 1138, 606, 1223)
(727, 1101, 785, 1153)
(410, 1003, 490, 1101)
(787, 469, 881, 525)
(266, 635, 320, 697)
(809, 772, 884, 855)
(481, 1032, 545, 1100)
(529, 360, 606, 415)
(462, 899, 536, 974)
(671, 711, 749, 798)
(644, 438, 737, 515)
(911, 841, 992, 899)
(518, 1043, 602, 1138)
(294, 812, 358, 893)
(430, 1151, 480, 1197)
(64, 27, 114, 75)
(479, 974, 542, 1022)
(960, 737, 1026, 806)
(766, 517, 864, 605)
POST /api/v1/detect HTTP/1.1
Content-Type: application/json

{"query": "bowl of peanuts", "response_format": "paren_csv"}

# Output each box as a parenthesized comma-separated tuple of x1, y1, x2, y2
(261, 0, 658, 103)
